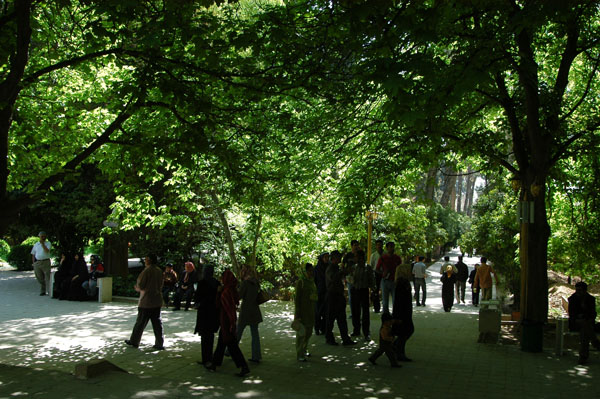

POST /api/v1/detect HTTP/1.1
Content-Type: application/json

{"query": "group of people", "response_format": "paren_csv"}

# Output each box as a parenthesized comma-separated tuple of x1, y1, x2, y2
(299, 240, 416, 367)
(31, 231, 104, 300)
(125, 255, 263, 377)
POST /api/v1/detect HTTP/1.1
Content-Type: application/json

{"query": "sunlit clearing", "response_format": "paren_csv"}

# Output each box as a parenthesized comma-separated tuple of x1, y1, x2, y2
(242, 379, 263, 384)
(235, 390, 263, 398)
(132, 390, 170, 398)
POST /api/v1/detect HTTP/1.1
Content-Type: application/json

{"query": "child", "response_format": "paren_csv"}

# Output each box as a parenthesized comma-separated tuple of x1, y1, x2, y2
(368, 312, 401, 368)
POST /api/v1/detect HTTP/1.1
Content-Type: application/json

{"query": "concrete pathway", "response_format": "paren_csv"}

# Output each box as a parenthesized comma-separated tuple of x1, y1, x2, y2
(0, 252, 598, 399)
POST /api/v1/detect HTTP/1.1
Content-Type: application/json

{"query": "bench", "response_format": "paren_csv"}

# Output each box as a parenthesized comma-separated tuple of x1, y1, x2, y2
(555, 295, 577, 356)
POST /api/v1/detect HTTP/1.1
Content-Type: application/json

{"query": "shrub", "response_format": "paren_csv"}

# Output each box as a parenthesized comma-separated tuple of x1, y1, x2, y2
(7, 244, 34, 271)
(0, 239, 10, 260)
(112, 272, 141, 297)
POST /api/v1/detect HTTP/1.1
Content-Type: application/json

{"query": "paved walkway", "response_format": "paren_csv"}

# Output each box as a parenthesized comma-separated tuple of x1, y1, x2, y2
(0, 252, 598, 399)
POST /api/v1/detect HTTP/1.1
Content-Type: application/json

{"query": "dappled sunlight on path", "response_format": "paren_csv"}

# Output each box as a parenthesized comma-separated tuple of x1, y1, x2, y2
(1, 263, 599, 398)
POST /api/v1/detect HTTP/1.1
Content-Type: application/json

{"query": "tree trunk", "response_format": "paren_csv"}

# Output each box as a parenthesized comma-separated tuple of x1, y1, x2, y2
(456, 173, 463, 213)
(465, 171, 476, 216)
(424, 166, 437, 202)
(250, 209, 263, 268)
(440, 166, 456, 208)
(209, 191, 241, 276)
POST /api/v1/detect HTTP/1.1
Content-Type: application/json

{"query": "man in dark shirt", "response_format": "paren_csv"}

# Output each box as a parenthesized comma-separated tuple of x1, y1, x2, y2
(568, 281, 600, 364)
(454, 256, 469, 304)
(376, 242, 402, 314)
(325, 250, 356, 346)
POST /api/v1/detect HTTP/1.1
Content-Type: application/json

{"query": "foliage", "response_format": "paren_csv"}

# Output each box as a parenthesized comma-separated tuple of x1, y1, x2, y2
(459, 182, 520, 303)
(112, 271, 141, 298)
(0, 239, 10, 260)
(7, 244, 34, 271)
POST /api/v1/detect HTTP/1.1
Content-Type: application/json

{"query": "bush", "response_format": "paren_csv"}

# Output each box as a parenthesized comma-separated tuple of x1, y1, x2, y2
(7, 244, 34, 271)
(0, 239, 10, 260)
(112, 272, 141, 297)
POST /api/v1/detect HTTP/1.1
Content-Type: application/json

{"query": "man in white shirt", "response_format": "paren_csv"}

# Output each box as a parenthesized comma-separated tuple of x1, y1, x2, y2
(31, 231, 52, 296)
(369, 239, 384, 313)
(412, 256, 427, 306)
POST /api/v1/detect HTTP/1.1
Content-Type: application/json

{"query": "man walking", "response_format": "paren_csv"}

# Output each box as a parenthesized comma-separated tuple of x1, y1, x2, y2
(473, 257, 498, 301)
(376, 242, 402, 314)
(31, 231, 52, 296)
(125, 254, 165, 350)
(455, 256, 469, 304)
(412, 256, 427, 306)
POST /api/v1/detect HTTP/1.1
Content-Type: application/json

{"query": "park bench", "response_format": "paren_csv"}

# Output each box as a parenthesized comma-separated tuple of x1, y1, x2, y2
(554, 295, 577, 356)
(50, 272, 112, 303)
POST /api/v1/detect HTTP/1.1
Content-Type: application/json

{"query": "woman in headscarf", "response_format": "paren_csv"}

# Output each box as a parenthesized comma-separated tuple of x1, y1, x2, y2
(236, 265, 263, 363)
(172, 261, 198, 311)
(441, 265, 457, 312)
(392, 259, 415, 362)
(206, 269, 250, 377)
(294, 263, 318, 361)
(53, 252, 72, 299)
(67, 253, 89, 301)
(194, 264, 220, 365)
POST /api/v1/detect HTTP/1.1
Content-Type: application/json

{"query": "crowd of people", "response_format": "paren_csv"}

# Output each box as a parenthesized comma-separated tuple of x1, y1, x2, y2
(30, 231, 599, 371)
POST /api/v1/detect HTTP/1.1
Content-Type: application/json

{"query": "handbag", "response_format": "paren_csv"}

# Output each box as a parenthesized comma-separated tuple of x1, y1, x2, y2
(256, 289, 270, 305)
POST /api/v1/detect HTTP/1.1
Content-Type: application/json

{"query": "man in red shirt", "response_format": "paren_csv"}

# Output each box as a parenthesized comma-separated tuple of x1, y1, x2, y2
(376, 242, 402, 314)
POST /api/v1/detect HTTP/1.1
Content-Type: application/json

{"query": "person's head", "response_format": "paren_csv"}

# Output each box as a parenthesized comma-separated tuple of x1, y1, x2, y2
(90, 254, 101, 264)
(165, 262, 173, 271)
(446, 265, 453, 274)
(481, 257, 487, 264)
(418, 256, 425, 262)
(202, 263, 214, 280)
(375, 239, 383, 252)
(318, 252, 330, 265)
(575, 281, 588, 296)
(351, 240, 360, 254)
(241, 264, 255, 280)
(38, 231, 47, 241)
(381, 312, 393, 326)
(474, 263, 480, 269)
(145, 254, 158, 266)
(355, 250, 365, 264)
(305, 262, 314, 278)
(444, 256, 450, 262)
(185, 261, 195, 273)
(458, 255, 463, 261)
(221, 269, 237, 286)
(386, 242, 395, 254)
(330, 250, 342, 264)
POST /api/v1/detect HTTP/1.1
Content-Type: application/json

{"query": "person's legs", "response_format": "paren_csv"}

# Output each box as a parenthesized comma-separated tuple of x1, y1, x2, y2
(373, 274, 382, 313)
(211, 332, 226, 366)
(459, 281, 466, 302)
(325, 295, 337, 343)
(421, 279, 427, 305)
(381, 280, 393, 313)
(227, 341, 249, 372)
(249, 323, 262, 360)
(33, 261, 46, 294)
(360, 289, 370, 337)
(172, 289, 182, 310)
(41, 261, 51, 295)
(381, 340, 400, 366)
(183, 289, 194, 310)
(335, 298, 352, 342)
(350, 288, 361, 335)
(149, 307, 164, 347)
(455, 282, 461, 302)
(201, 332, 214, 364)
(414, 278, 422, 305)
(129, 308, 151, 346)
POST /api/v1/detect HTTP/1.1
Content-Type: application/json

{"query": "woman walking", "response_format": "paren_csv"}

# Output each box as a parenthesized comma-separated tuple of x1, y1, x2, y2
(194, 264, 220, 365)
(294, 263, 318, 361)
(206, 270, 250, 377)
(236, 265, 263, 363)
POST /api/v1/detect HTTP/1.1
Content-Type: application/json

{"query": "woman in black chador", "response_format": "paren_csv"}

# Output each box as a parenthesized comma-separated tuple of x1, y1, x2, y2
(441, 265, 457, 312)
(392, 264, 414, 362)
(53, 253, 73, 299)
(67, 253, 89, 301)
(194, 264, 220, 366)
